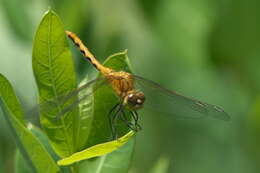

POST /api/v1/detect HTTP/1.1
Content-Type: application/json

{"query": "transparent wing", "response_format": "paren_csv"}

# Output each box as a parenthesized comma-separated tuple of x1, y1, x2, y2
(133, 75, 230, 121)
(27, 77, 108, 123)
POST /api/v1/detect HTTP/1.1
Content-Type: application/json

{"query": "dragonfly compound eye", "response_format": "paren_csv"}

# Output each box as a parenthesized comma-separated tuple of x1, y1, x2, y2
(126, 91, 145, 110)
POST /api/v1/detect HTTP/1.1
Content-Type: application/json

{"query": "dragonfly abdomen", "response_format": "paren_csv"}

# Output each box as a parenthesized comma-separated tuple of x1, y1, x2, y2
(66, 31, 112, 75)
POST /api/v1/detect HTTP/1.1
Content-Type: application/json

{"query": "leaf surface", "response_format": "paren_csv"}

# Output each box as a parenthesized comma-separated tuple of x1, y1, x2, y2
(0, 74, 24, 124)
(32, 10, 78, 157)
(58, 131, 135, 166)
(76, 76, 95, 150)
(15, 124, 71, 173)
(80, 137, 134, 173)
(0, 74, 59, 173)
(15, 151, 33, 173)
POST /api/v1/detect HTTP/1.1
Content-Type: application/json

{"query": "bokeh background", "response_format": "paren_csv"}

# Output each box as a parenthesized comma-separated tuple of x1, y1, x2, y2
(0, 0, 259, 172)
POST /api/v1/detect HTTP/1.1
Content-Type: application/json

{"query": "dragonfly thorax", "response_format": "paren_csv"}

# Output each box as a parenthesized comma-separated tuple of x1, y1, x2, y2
(123, 90, 145, 110)
(105, 71, 135, 96)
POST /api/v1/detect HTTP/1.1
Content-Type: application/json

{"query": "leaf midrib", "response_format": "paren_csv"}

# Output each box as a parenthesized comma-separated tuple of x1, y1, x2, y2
(46, 12, 72, 155)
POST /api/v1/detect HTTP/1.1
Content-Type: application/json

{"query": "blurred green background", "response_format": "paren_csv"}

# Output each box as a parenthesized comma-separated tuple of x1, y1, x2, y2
(0, 0, 259, 172)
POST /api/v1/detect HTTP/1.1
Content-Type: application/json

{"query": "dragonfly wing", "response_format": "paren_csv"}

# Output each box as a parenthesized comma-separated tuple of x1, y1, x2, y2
(133, 75, 230, 121)
(27, 77, 107, 123)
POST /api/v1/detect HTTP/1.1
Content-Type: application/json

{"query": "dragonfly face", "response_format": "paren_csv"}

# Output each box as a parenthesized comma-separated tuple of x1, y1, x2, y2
(124, 90, 145, 110)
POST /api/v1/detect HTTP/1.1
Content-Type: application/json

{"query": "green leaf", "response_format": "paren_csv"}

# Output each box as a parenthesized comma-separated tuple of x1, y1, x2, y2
(76, 76, 94, 150)
(32, 10, 78, 157)
(15, 150, 33, 173)
(57, 131, 135, 166)
(0, 73, 25, 124)
(29, 125, 72, 173)
(28, 124, 60, 161)
(15, 124, 71, 173)
(0, 74, 59, 173)
(79, 137, 135, 173)
(86, 50, 133, 146)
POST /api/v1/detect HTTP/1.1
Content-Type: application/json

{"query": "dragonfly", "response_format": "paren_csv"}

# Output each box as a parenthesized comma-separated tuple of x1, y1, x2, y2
(36, 31, 230, 139)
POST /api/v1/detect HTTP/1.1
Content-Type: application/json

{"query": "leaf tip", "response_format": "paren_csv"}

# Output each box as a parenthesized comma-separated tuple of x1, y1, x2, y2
(42, 8, 59, 19)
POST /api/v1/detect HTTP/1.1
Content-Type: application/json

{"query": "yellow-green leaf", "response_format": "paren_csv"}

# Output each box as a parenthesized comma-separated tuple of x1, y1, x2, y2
(57, 130, 135, 166)
(79, 136, 135, 173)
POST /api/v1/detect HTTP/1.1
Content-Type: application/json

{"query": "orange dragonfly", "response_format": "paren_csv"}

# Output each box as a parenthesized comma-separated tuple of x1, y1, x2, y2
(38, 31, 230, 139)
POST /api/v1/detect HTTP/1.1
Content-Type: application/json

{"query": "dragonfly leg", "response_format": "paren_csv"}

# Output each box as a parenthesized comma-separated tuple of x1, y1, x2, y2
(130, 111, 142, 131)
(109, 103, 124, 140)
(121, 110, 138, 131)
(130, 111, 138, 125)
(108, 103, 120, 140)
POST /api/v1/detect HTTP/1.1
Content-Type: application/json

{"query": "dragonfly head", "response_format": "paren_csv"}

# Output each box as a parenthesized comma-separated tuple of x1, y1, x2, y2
(124, 90, 145, 110)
